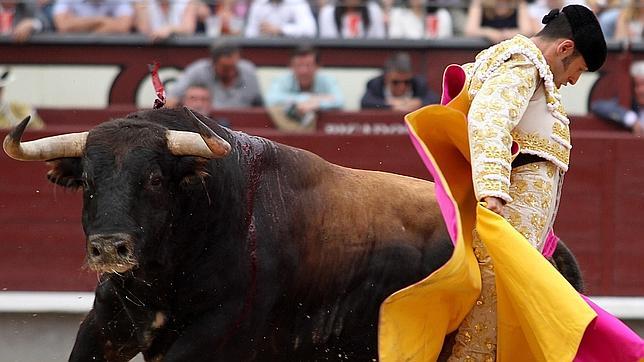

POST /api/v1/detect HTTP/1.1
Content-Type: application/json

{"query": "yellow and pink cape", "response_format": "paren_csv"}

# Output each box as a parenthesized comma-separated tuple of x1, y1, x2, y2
(378, 65, 644, 362)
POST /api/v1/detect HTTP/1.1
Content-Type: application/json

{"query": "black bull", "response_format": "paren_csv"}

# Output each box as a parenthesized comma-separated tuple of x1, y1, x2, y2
(3, 108, 583, 361)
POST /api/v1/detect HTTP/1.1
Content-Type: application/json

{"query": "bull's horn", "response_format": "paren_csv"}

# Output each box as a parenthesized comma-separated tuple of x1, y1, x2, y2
(165, 108, 231, 159)
(3, 116, 88, 161)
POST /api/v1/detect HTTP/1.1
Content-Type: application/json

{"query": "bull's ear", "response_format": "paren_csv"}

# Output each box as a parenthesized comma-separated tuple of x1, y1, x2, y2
(46, 158, 83, 189)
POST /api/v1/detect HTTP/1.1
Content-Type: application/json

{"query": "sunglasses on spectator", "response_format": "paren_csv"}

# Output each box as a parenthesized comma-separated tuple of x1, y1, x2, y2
(390, 78, 413, 85)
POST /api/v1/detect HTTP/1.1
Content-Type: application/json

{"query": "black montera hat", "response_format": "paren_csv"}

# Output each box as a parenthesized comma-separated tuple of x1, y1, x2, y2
(560, 5, 607, 72)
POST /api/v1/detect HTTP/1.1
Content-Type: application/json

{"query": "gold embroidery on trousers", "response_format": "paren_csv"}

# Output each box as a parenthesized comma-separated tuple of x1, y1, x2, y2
(448, 162, 560, 361)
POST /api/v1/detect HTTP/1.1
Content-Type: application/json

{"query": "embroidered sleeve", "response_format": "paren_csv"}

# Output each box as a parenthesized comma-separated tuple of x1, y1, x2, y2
(468, 58, 539, 203)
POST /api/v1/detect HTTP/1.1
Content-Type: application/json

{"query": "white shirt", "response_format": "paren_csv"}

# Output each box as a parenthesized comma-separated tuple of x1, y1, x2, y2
(244, 0, 316, 38)
(53, 0, 134, 17)
(318, 2, 385, 39)
(137, 0, 188, 31)
(388, 7, 452, 39)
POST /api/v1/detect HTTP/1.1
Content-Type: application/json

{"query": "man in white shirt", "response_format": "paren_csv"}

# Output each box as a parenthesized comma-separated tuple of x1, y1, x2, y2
(244, 0, 316, 37)
(53, 0, 134, 33)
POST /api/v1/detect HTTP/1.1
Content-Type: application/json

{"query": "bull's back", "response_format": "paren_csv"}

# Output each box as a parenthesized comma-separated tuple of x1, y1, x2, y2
(306, 164, 446, 252)
(277, 145, 451, 291)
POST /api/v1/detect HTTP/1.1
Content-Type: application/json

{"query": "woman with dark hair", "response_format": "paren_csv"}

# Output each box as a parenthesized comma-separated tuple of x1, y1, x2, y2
(318, 0, 385, 38)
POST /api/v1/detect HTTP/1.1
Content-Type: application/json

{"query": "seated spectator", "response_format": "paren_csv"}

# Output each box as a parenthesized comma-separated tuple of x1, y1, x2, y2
(180, 82, 232, 127)
(614, 0, 644, 42)
(388, 0, 453, 39)
(167, 40, 263, 108)
(265, 45, 343, 131)
(361, 52, 438, 112)
(0, 0, 53, 42)
(181, 82, 213, 115)
(318, 0, 386, 38)
(197, 0, 247, 36)
(134, 0, 199, 41)
(53, 0, 134, 34)
(0, 67, 44, 129)
(591, 60, 644, 136)
(244, 0, 316, 37)
(464, 0, 533, 43)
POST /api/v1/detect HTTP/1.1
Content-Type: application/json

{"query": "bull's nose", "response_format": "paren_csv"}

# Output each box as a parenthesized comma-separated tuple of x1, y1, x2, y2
(89, 239, 132, 259)
(87, 233, 136, 272)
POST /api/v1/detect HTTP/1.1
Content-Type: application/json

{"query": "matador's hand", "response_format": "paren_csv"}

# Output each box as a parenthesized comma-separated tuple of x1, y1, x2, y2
(482, 196, 505, 215)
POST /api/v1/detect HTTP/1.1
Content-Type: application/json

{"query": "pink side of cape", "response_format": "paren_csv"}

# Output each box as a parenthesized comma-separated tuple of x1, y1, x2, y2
(574, 296, 644, 362)
(408, 133, 459, 245)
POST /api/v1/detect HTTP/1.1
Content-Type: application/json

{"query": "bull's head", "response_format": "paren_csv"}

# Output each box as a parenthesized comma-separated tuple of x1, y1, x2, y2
(3, 108, 231, 274)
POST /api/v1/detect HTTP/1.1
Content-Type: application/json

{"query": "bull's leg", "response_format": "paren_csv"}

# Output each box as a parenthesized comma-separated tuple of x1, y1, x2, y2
(312, 244, 437, 360)
(70, 309, 109, 362)
(160, 303, 255, 362)
(69, 281, 142, 362)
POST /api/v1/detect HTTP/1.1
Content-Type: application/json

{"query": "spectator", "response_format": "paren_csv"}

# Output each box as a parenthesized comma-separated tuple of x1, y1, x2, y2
(244, 0, 316, 37)
(361, 52, 438, 112)
(181, 82, 213, 115)
(591, 60, 644, 136)
(53, 0, 134, 34)
(134, 0, 199, 41)
(196, 0, 247, 36)
(180, 82, 232, 127)
(265, 45, 343, 131)
(0, 67, 44, 130)
(614, 0, 644, 42)
(0, 0, 53, 42)
(167, 40, 263, 108)
(388, 0, 453, 39)
(464, 0, 534, 43)
(318, 0, 386, 38)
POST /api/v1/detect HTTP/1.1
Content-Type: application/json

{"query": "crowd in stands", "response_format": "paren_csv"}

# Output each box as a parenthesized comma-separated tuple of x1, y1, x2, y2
(2, 0, 644, 133)
(0, 0, 642, 43)
(163, 40, 437, 131)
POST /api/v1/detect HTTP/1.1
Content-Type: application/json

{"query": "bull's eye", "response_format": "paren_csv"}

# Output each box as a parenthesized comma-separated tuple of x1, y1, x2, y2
(148, 175, 163, 189)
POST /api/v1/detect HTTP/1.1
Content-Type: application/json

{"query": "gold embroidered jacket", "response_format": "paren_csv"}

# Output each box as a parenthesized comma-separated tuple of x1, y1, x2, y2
(463, 35, 571, 203)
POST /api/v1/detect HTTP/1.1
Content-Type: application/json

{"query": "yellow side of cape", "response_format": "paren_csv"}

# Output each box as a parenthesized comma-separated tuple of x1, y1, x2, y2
(379, 79, 595, 362)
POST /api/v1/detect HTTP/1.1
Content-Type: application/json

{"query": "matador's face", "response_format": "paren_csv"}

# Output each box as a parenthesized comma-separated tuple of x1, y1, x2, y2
(552, 53, 588, 88)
